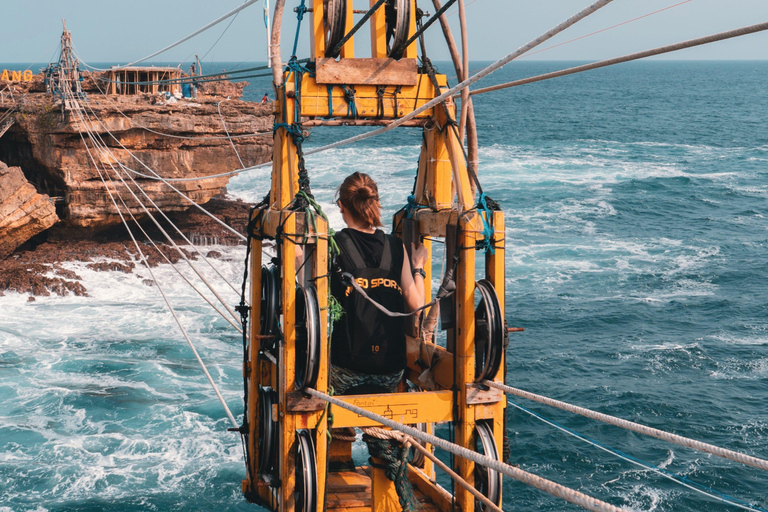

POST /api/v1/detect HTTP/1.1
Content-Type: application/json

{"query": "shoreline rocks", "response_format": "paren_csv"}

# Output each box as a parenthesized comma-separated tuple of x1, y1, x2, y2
(0, 161, 59, 258)
(0, 196, 253, 297)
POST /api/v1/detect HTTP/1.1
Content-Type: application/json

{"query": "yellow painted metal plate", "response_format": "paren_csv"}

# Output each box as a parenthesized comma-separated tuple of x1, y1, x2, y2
(331, 390, 453, 428)
(298, 73, 447, 119)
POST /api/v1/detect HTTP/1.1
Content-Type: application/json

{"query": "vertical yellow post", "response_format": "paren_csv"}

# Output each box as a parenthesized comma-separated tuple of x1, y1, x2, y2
(372, 461, 401, 512)
(279, 214, 298, 512)
(370, 0, 387, 58)
(340, 0, 355, 58)
(311, 0, 326, 59)
(454, 214, 480, 512)
(313, 216, 330, 511)
(244, 234, 264, 500)
(485, 210, 505, 507)
(271, 74, 300, 210)
(404, 0, 418, 59)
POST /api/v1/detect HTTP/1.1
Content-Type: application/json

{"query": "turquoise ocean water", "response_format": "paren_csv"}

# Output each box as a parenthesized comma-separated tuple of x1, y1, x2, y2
(1, 60, 767, 511)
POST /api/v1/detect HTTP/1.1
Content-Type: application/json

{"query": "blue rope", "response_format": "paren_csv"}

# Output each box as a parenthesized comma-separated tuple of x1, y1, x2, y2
(326, 85, 335, 118)
(507, 398, 768, 512)
(405, 194, 428, 219)
(291, 0, 308, 58)
(477, 192, 495, 254)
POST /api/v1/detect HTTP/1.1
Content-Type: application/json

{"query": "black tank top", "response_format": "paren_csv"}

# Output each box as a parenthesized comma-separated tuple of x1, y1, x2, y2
(331, 229, 406, 374)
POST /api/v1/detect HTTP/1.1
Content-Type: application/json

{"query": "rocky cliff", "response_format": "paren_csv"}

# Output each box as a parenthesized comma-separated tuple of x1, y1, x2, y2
(0, 73, 272, 232)
(0, 161, 58, 258)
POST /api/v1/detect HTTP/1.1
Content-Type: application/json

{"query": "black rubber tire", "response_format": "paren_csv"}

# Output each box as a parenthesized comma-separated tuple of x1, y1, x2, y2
(474, 420, 502, 512)
(296, 430, 318, 512)
(295, 284, 321, 391)
(324, 0, 348, 57)
(385, 0, 411, 59)
(474, 279, 504, 381)
(260, 265, 279, 338)
(257, 386, 278, 478)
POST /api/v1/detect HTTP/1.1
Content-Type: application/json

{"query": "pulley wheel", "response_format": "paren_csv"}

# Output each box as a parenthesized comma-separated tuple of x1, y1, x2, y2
(295, 284, 321, 391)
(474, 279, 504, 382)
(474, 420, 502, 512)
(257, 386, 278, 478)
(260, 265, 279, 353)
(385, 0, 411, 59)
(296, 429, 318, 512)
(324, 0, 348, 57)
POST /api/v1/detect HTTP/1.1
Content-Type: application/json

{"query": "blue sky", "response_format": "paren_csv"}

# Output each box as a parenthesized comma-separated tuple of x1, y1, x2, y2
(3, 0, 768, 67)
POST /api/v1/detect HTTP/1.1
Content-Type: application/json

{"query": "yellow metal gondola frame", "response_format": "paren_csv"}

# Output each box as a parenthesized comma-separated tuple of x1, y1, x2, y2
(243, 2, 507, 510)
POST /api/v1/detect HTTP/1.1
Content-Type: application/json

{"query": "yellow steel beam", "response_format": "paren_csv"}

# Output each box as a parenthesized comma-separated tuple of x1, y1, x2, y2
(454, 216, 478, 512)
(244, 234, 264, 500)
(279, 215, 298, 512)
(311, 0, 326, 59)
(341, 0, 355, 58)
(370, 0, 387, 58)
(485, 209, 506, 507)
(299, 73, 446, 119)
(330, 391, 453, 428)
(311, 216, 330, 509)
(405, 0, 418, 59)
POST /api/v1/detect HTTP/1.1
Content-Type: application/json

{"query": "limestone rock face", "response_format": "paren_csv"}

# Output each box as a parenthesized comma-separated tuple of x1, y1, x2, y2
(0, 87, 273, 228)
(0, 162, 59, 258)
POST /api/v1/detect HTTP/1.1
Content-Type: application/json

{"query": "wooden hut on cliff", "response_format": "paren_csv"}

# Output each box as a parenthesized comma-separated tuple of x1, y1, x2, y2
(105, 66, 182, 96)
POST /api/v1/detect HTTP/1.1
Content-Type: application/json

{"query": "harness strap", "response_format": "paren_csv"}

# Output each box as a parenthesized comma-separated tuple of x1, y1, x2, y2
(333, 231, 394, 273)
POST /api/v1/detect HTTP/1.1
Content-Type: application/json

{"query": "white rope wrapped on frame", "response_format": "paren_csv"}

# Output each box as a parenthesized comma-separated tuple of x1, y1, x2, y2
(484, 380, 768, 472)
(361, 426, 503, 512)
(470, 20, 768, 96)
(306, 388, 630, 512)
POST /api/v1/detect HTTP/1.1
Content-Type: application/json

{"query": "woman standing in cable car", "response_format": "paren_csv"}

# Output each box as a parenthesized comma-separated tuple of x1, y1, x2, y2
(330, 171, 427, 395)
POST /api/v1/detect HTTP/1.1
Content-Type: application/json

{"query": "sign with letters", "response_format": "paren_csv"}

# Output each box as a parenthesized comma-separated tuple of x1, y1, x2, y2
(1, 70, 34, 82)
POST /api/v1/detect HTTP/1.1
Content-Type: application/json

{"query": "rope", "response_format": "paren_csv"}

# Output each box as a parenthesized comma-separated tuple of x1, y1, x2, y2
(84, 108, 248, 243)
(291, 0, 308, 58)
(470, 20, 768, 96)
(363, 426, 504, 512)
(484, 380, 768, 472)
(69, 92, 239, 428)
(217, 98, 246, 169)
(76, 99, 242, 322)
(300, 0, 615, 159)
(306, 388, 630, 512)
(476, 192, 495, 254)
(113, 0, 261, 70)
(361, 427, 419, 512)
(507, 398, 768, 512)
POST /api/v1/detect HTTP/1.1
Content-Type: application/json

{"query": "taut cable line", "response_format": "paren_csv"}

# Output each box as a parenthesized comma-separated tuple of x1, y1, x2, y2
(97, 0, 615, 184)
(484, 380, 768, 472)
(82, 106, 249, 243)
(301, 0, 616, 158)
(69, 92, 239, 428)
(470, 20, 768, 96)
(76, 101, 242, 322)
(113, 0, 261, 70)
(519, 0, 693, 60)
(305, 388, 630, 512)
(506, 398, 768, 512)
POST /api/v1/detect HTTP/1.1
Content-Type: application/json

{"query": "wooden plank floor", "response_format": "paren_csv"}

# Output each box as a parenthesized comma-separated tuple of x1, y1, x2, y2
(326, 467, 441, 512)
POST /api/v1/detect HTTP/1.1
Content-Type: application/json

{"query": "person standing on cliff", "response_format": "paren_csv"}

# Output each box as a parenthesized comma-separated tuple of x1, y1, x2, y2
(261, 93, 269, 104)
(189, 63, 198, 98)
